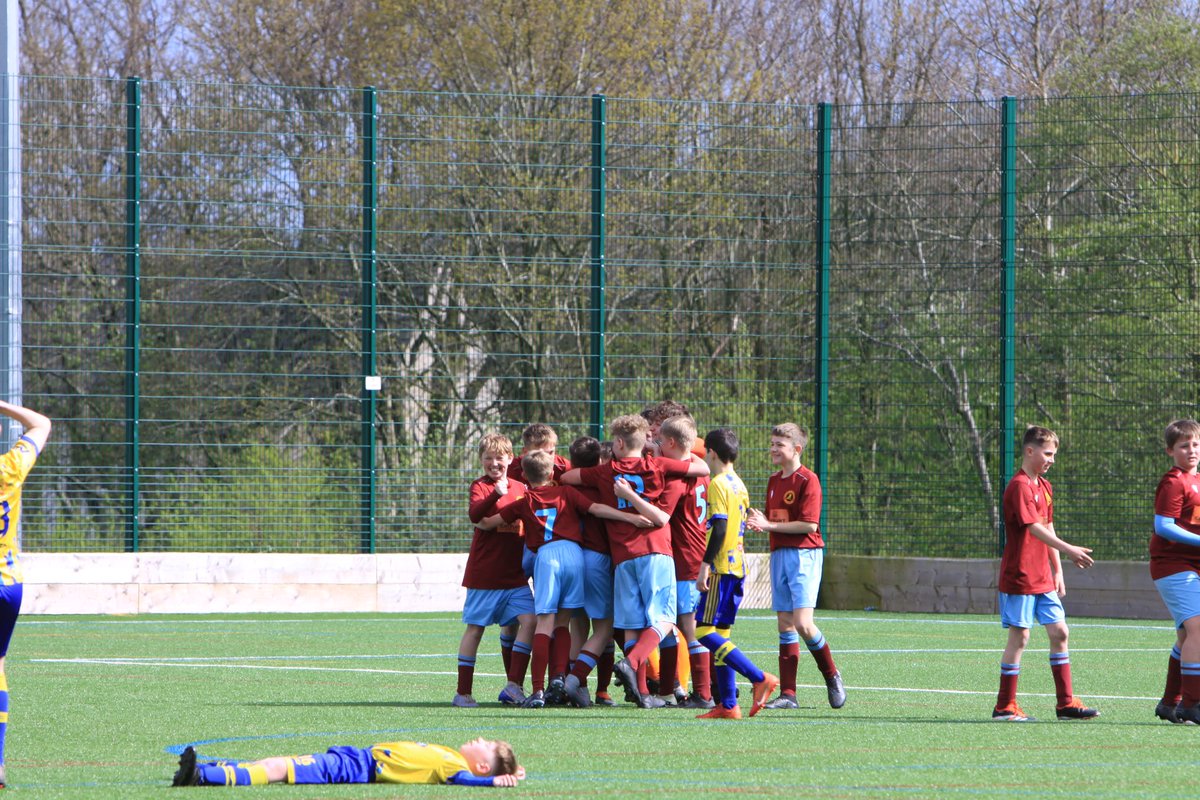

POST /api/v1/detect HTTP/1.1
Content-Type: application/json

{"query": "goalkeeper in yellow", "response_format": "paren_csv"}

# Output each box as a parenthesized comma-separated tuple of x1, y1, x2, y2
(172, 737, 524, 788)
(0, 400, 52, 789)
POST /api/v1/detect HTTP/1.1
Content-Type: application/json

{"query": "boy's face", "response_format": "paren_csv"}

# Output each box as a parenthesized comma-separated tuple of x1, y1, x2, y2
(769, 436, 800, 465)
(658, 434, 688, 460)
(1168, 435, 1200, 472)
(704, 448, 723, 472)
(459, 737, 498, 776)
(481, 450, 512, 480)
(1024, 442, 1056, 475)
(523, 436, 557, 456)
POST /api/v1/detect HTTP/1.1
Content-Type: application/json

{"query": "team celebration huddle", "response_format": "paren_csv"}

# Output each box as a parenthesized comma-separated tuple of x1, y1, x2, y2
(457, 401, 843, 719)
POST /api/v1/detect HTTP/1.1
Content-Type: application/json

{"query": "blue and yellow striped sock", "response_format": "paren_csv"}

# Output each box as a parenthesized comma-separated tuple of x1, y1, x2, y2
(198, 762, 269, 786)
(716, 664, 738, 708)
(701, 631, 765, 685)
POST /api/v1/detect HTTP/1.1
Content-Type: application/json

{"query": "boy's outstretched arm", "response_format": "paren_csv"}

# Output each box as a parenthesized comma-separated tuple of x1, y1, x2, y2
(0, 399, 51, 453)
(1027, 522, 1093, 568)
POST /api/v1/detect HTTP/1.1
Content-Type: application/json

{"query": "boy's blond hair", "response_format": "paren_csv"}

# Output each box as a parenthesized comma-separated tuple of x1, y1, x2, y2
(659, 414, 697, 447)
(771, 422, 808, 450)
(1165, 419, 1200, 448)
(478, 433, 514, 459)
(609, 414, 649, 452)
(522, 423, 557, 449)
(521, 449, 554, 484)
(1022, 425, 1059, 449)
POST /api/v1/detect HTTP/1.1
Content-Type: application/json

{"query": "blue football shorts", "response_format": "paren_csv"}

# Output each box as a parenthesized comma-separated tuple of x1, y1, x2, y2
(998, 590, 1065, 629)
(613, 553, 677, 630)
(696, 572, 745, 630)
(461, 585, 534, 627)
(287, 745, 374, 784)
(0, 582, 21, 657)
(532, 539, 585, 615)
(770, 547, 824, 612)
(1155, 570, 1200, 628)
(582, 548, 614, 620)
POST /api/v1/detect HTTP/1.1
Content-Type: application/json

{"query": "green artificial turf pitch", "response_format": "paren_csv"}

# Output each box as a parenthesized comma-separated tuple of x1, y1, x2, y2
(8, 610, 1198, 798)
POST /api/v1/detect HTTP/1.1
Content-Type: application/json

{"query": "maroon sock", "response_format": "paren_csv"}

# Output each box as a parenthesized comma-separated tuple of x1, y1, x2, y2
(996, 663, 1019, 708)
(808, 641, 838, 679)
(571, 648, 599, 681)
(1183, 670, 1200, 707)
(1164, 649, 1182, 705)
(1050, 653, 1073, 706)
(456, 662, 473, 696)
(597, 646, 615, 693)
(659, 644, 679, 695)
(531, 633, 551, 693)
(780, 642, 800, 694)
(690, 649, 712, 701)
(550, 626, 572, 678)
(508, 645, 531, 685)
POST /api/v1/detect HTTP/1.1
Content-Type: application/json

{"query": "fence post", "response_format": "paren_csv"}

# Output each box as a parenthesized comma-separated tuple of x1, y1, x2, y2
(589, 93, 607, 439)
(360, 86, 378, 555)
(999, 96, 1017, 555)
(814, 102, 832, 534)
(124, 76, 141, 553)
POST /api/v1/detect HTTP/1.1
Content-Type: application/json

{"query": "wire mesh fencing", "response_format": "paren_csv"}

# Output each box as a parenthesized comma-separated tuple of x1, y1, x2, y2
(15, 77, 1200, 558)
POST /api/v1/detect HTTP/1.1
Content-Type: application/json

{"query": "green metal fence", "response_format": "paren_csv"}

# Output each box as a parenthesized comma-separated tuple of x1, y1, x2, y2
(15, 77, 1200, 558)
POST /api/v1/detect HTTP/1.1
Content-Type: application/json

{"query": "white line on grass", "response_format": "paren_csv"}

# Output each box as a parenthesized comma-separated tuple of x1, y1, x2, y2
(31, 657, 1161, 703)
(738, 614, 1176, 631)
(32, 658, 459, 676)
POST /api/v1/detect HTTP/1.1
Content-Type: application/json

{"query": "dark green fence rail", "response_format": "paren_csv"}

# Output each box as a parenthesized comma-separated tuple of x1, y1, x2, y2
(16, 77, 1200, 558)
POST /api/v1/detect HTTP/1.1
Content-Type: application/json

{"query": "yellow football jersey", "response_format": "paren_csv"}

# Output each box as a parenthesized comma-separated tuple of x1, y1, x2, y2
(369, 741, 470, 784)
(0, 436, 39, 586)
(706, 470, 749, 577)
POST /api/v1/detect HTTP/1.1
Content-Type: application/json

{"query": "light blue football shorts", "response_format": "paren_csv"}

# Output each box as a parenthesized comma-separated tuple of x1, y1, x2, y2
(461, 585, 534, 627)
(770, 547, 824, 612)
(613, 553, 677, 630)
(1155, 570, 1200, 628)
(998, 590, 1065, 629)
(532, 539, 585, 615)
(676, 578, 701, 617)
(582, 548, 614, 620)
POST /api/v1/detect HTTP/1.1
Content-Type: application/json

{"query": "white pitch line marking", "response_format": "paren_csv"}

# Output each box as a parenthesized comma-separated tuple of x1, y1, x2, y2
(31, 657, 1162, 703)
